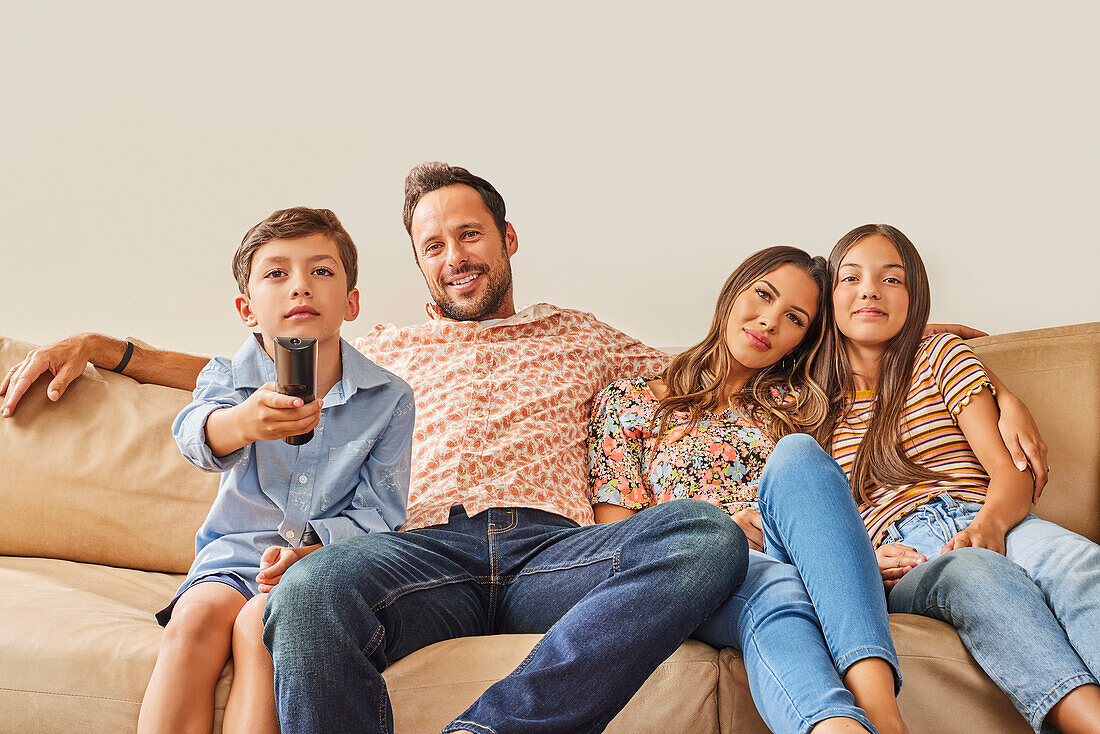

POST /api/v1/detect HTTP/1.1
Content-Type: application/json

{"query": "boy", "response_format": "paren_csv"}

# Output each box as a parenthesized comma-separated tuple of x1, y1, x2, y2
(140, 208, 414, 734)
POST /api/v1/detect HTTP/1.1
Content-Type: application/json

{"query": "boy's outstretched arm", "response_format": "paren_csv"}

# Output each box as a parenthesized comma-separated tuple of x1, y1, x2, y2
(1, 332, 209, 417)
(204, 382, 322, 458)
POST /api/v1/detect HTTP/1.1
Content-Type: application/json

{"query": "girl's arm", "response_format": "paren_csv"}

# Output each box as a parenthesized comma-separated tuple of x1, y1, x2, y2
(942, 388, 1034, 555)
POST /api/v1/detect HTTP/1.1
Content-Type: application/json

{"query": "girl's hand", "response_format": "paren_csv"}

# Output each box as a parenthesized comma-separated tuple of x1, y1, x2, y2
(941, 520, 1007, 556)
(731, 508, 764, 552)
(876, 544, 926, 590)
(256, 543, 321, 592)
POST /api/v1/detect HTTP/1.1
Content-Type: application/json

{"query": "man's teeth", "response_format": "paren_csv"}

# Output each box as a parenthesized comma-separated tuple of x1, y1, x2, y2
(452, 274, 478, 286)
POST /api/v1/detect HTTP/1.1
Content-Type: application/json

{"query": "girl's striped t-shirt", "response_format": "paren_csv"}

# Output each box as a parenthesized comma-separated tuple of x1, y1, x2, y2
(830, 333, 995, 547)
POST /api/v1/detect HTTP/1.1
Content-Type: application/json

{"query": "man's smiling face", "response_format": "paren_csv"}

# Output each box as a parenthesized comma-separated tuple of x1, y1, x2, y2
(410, 184, 519, 322)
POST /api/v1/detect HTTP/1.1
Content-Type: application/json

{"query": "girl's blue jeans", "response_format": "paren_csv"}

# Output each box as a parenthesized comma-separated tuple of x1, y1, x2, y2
(886, 494, 1100, 732)
(693, 434, 901, 734)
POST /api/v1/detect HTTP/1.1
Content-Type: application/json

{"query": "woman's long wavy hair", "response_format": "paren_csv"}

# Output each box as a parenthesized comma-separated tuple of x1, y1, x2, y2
(652, 246, 831, 449)
(810, 224, 946, 503)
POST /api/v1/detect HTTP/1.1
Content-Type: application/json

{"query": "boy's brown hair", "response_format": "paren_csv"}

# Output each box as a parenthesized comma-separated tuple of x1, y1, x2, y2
(233, 207, 358, 294)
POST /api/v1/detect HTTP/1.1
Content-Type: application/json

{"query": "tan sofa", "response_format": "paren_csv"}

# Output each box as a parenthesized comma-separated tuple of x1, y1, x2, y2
(1, 322, 1097, 733)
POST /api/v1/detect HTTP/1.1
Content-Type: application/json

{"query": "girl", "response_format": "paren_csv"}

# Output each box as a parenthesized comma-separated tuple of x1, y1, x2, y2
(813, 224, 1100, 733)
(589, 246, 908, 734)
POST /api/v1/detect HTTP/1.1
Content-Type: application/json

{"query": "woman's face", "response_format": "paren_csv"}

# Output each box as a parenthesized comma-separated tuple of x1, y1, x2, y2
(832, 234, 909, 348)
(723, 263, 819, 371)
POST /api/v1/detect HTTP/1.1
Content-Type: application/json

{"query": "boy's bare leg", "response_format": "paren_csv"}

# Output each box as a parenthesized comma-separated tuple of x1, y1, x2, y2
(843, 658, 909, 734)
(223, 593, 279, 734)
(139, 582, 248, 734)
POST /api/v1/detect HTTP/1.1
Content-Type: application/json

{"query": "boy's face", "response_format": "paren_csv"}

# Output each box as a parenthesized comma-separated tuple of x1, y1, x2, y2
(235, 233, 359, 346)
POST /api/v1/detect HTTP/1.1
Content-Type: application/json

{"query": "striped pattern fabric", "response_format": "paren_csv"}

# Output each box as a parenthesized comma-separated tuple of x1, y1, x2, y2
(830, 333, 995, 547)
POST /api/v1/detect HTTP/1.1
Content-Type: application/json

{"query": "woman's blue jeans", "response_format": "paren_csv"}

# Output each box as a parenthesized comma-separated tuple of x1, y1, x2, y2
(885, 494, 1100, 732)
(693, 434, 900, 734)
(263, 498, 747, 734)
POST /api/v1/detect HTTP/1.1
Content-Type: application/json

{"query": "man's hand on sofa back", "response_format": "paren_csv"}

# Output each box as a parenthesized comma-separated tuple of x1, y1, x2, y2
(1, 333, 208, 417)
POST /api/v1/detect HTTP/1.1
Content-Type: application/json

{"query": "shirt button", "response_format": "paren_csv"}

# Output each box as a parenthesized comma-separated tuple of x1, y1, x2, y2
(286, 530, 296, 539)
(298, 474, 308, 484)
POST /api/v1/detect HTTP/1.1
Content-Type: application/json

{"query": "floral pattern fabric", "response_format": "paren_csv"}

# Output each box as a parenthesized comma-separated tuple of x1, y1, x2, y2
(587, 377, 775, 517)
(353, 304, 670, 530)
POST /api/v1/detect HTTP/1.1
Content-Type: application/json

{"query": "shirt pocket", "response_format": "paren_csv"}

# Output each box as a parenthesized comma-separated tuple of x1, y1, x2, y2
(324, 439, 377, 506)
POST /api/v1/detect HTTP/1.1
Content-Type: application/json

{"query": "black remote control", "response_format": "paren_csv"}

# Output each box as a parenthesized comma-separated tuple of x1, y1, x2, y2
(274, 337, 317, 446)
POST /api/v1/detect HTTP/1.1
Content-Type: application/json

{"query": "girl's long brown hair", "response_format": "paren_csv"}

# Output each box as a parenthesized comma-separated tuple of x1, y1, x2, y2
(810, 224, 946, 503)
(653, 246, 830, 448)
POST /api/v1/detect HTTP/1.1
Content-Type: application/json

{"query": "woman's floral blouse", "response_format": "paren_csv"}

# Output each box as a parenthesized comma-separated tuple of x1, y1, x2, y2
(587, 377, 775, 517)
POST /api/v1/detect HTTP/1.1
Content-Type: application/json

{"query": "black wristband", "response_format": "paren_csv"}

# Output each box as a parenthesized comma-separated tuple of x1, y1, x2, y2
(111, 340, 135, 374)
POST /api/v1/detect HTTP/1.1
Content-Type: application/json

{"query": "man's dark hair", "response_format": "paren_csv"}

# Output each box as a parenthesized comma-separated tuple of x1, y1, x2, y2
(402, 162, 507, 242)
(233, 207, 357, 295)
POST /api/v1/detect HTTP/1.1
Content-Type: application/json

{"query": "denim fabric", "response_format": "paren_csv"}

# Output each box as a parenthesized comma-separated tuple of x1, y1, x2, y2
(886, 495, 1100, 732)
(693, 434, 898, 734)
(171, 335, 415, 598)
(263, 499, 747, 734)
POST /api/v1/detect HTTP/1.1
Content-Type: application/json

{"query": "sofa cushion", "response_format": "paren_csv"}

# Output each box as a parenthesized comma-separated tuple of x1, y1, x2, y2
(0, 555, 232, 733)
(889, 613, 1031, 733)
(968, 321, 1100, 543)
(381, 635, 723, 733)
(0, 336, 217, 573)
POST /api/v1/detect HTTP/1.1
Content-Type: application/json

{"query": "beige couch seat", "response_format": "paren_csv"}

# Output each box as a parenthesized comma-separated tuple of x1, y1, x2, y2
(1, 322, 1097, 733)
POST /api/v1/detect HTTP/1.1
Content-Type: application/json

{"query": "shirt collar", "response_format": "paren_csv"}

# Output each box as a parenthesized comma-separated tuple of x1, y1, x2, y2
(231, 334, 390, 404)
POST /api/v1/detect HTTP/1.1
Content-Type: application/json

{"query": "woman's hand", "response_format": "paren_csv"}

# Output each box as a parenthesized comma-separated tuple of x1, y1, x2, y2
(256, 543, 321, 592)
(876, 544, 926, 590)
(732, 508, 764, 552)
(941, 518, 1008, 556)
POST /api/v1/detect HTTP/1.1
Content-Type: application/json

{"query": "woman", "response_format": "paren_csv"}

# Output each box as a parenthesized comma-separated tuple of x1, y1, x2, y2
(813, 224, 1100, 733)
(588, 246, 907, 734)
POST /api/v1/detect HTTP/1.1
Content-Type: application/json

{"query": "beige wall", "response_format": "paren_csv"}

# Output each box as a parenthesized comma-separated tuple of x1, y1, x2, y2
(3, 2, 1098, 357)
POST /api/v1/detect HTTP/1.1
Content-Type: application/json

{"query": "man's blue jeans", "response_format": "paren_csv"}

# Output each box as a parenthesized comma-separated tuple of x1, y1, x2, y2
(692, 434, 900, 734)
(263, 498, 747, 733)
(886, 494, 1100, 732)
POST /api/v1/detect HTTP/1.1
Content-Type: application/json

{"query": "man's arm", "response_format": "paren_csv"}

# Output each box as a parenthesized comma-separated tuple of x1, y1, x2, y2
(1, 333, 209, 417)
(986, 368, 1049, 499)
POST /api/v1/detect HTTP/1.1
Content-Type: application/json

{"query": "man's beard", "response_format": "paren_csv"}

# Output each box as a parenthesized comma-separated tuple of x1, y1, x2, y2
(433, 262, 513, 321)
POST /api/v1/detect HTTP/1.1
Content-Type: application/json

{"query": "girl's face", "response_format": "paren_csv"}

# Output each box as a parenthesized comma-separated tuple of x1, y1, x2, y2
(832, 234, 909, 348)
(723, 263, 819, 372)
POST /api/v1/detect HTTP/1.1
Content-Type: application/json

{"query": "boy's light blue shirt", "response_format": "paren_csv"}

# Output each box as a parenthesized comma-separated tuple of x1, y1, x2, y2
(170, 334, 415, 597)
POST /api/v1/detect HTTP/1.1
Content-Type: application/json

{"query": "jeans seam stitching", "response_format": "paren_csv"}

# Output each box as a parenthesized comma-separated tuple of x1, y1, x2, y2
(488, 514, 499, 630)
(488, 509, 518, 534)
(516, 552, 620, 575)
(834, 645, 898, 672)
(449, 719, 498, 734)
(374, 574, 479, 612)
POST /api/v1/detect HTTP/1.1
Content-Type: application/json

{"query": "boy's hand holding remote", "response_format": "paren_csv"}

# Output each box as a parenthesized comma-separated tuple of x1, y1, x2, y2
(205, 381, 323, 457)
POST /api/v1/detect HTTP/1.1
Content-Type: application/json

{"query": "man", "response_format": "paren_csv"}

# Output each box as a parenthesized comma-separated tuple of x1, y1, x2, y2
(1, 162, 749, 733)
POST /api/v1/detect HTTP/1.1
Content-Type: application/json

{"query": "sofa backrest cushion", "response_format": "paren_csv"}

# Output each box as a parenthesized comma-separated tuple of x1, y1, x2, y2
(0, 336, 217, 573)
(968, 321, 1100, 544)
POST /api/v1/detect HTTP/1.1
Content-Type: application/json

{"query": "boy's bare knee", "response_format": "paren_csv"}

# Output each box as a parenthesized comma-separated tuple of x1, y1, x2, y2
(163, 584, 246, 649)
(234, 593, 269, 642)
